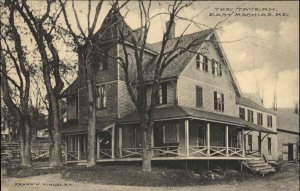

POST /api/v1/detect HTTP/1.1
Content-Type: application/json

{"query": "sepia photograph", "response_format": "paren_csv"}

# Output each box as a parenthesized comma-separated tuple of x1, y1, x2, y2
(1, 0, 299, 190)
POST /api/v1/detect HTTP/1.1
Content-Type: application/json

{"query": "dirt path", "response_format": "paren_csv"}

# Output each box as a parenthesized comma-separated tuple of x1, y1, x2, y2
(2, 163, 299, 191)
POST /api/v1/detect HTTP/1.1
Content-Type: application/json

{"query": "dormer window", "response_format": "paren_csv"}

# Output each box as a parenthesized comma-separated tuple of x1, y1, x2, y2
(267, 115, 273, 127)
(196, 54, 208, 72)
(212, 60, 222, 76)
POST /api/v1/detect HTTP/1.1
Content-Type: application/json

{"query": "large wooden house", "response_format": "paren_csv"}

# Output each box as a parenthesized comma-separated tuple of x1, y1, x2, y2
(61, 10, 277, 164)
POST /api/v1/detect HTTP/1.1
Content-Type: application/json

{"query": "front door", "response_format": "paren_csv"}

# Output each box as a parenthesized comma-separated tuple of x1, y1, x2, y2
(288, 144, 294, 161)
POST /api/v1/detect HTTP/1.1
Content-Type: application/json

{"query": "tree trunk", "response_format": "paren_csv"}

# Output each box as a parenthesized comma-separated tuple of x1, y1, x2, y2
(141, 120, 152, 172)
(19, 120, 31, 167)
(49, 98, 63, 167)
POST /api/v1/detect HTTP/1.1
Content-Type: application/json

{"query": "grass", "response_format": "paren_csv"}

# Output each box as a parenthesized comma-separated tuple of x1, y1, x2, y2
(61, 164, 259, 186)
(3, 161, 264, 186)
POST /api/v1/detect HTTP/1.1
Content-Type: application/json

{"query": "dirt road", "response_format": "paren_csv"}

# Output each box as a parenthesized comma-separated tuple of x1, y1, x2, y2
(2, 162, 299, 191)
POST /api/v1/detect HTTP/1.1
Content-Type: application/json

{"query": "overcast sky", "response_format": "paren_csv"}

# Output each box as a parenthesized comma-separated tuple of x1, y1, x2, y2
(23, 1, 300, 108)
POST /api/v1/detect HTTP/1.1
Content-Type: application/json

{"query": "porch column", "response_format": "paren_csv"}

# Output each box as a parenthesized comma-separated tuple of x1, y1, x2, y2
(65, 135, 68, 161)
(258, 132, 262, 157)
(225, 126, 229, 156)
(77, 135, 81, 160)
(185, 119, 189, 157)
(96, 134, 100, 159)
(241, 129, 245, 156)
(151, 128, 154, 157)
(119, 128, 122, 158)
(111, 125, 115, 159)
(207, 123, 210, 156)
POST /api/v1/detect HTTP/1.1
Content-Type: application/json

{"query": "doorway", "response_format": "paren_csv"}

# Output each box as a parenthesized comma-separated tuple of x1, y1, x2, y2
(288, 144, 294, 161)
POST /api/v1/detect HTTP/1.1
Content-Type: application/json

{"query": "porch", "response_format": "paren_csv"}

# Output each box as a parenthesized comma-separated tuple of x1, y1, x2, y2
(65, 119, 255, 163)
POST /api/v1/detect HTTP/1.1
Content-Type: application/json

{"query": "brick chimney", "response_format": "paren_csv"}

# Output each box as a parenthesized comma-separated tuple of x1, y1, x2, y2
(166, 21, 175, 39)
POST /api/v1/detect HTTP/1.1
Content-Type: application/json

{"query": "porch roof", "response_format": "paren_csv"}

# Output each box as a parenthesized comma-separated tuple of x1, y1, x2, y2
(62, 120, 115, 134)
(117, 105, 276, 134)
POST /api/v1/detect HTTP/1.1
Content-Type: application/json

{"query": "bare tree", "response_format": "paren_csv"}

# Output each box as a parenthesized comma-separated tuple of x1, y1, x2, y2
(59, 0, 128, 167)
(1, 3, 32, 167)
(116, 0, 222, 171)
(5, 0, 67, 167)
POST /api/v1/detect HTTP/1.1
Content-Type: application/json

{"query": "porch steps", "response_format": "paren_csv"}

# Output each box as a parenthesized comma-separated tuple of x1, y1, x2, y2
(242, 158, 276, 176)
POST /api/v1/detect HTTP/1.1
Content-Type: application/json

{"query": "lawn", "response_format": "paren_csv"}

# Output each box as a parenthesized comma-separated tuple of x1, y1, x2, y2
(3, 161, 266, 187)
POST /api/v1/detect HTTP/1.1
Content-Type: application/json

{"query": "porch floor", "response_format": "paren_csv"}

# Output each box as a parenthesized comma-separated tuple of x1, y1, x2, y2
(65, 156, 261, 164)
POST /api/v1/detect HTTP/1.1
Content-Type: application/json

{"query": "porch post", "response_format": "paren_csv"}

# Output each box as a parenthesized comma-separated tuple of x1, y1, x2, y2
(259, 132, 262, 157)
(225, 126, 229, 157)
(185, 119, 189, 157)
(119, 127, 122, 158)
(96, 134, 100, 159)
(151, 128, 154, 157)
(207, 123, 210, 156)
(111, 125, 115, 159)
(241, 129, 245, 156)
(77, 135, 81, 160)
(65, 135, 68, 161)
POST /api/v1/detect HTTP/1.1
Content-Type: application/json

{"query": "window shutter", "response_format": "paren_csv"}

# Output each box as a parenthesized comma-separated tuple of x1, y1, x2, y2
(221, 93, 224, 111)
(214, 91, 217, 110)
(196, 86, 203, 107)
(212, 61, 215, 75)
(219, 64, 222, 76)
(196, 55, 200, 69)
(162, 83, 168, 104)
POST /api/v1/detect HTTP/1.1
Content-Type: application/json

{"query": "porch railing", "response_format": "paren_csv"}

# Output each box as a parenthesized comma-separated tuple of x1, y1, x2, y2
(67, 151, 78, 161)
(189, 146, 208, 157)
(115, 148, 143, 158)
(228, 147, 243, 157)
(152, 146, 179, 157)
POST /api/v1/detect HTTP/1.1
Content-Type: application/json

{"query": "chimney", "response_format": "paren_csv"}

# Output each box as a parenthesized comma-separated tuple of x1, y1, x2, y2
(166, 21, 175, 39)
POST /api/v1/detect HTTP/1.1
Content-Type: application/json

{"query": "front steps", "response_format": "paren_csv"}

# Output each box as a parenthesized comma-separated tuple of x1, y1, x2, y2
(242, 158, 276, 176)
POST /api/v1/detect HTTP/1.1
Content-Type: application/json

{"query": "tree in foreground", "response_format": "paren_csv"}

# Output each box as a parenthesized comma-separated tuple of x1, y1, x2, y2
(6, 0, 67, 167)
(116, 0, 225, 171)
(59, 0, 127, 167)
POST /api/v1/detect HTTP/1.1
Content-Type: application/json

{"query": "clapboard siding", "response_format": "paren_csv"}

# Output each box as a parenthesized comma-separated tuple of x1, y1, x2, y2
(178, 76, 238, 117)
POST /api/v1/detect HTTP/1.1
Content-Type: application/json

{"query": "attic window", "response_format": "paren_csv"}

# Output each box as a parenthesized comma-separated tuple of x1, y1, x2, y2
(196, 54, 208, 72)
(212, 60, 222, 76)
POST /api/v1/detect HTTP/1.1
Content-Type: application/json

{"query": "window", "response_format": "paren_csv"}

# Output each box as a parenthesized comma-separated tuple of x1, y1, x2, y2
(96, 84, 106, 109)
(214, 92, 224, 112)
(257, 112, 263, 125)
(196, 86, 203, 108)
(247, 110, 254, 123)
(196, 54, 208, 72)
(99, 54, 108, 71)
(268, 137, 272, 154)
(212, 60, 222, 76)
(239, 107, 245, 119)
(163, 123, 179, 144)
(248, 134, 253, 151)
(267, 115, 273, 127)
(158, 83, 168, 105)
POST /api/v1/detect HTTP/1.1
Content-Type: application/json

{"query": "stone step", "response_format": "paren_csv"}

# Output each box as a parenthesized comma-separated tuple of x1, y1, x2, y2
(249, 162, 269, 167)
(247, 160, 265, 164)
(260, 168, 276, 175)
(254, 166, 274, 171)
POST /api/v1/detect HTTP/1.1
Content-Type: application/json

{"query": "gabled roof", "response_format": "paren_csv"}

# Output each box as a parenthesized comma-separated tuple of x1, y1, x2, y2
(61, 79, 78, 98)
(145, 29, 213, 80)
(273, 108, 299, 133)
(236, 97, 276, 115)
(117, 105, 276, 134)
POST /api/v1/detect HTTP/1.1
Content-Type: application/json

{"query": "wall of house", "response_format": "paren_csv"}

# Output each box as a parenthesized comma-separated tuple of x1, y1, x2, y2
(178, 41, 239, 117)
(118, 80, 136, 118)
(78, 81, 119, 124)
(245, 131, 278, 160)
(277, 131, 299, 160)
(238, 104, 277, 130)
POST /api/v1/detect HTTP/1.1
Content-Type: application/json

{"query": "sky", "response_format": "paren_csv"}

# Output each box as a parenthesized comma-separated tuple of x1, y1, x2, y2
(71, 1, 299, 108)
(9, 1, 300, 109)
